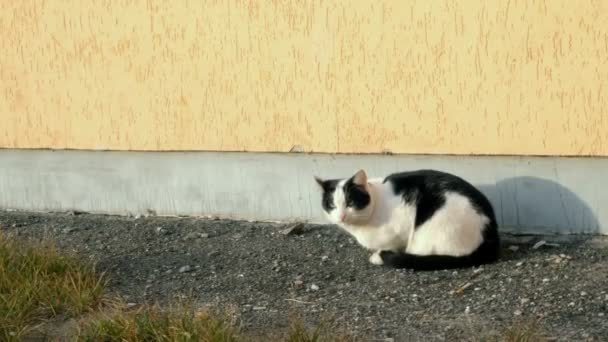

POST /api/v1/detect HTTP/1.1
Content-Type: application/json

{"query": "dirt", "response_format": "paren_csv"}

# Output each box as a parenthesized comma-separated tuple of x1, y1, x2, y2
(1, 210, 607, 341)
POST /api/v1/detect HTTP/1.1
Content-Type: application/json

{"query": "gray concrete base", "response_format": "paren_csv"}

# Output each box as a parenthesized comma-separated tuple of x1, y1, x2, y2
(0, 149, 605, 235)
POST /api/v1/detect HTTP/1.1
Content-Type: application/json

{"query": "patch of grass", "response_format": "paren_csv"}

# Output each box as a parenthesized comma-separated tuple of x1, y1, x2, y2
(79, 303, 355, 342)
(0, 232, 106, 341)
(78, 303, 240, 342)
(280, 317, 354, 342)
(484, 319, 547, 342)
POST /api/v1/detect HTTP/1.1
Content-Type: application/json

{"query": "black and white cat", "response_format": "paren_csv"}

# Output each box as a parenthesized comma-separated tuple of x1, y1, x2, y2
(314, 169, 500, 271)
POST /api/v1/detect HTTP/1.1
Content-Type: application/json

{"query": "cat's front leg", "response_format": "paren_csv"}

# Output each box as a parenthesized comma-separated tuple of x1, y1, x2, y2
(369, 250, 384, 265)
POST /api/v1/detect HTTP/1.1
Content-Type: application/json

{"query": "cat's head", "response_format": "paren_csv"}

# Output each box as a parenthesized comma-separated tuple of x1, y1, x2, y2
(314, 169, 375, 225)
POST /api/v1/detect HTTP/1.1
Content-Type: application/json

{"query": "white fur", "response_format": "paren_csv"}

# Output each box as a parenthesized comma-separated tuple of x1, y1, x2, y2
(323, 178, 488, 265)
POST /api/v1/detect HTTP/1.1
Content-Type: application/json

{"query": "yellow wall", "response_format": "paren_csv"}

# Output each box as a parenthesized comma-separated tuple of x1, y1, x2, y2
(1, 1, 607, 156)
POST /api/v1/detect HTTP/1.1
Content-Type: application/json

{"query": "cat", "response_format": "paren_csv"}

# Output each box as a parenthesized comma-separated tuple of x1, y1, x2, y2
(314, 169, 500, 271)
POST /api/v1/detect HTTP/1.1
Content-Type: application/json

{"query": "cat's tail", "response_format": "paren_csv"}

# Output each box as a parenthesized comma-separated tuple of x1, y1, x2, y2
(379, 239, 500, 271)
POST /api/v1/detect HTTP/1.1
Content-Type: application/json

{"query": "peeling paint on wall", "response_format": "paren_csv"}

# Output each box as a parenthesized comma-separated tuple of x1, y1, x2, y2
(1, 1, 607, 155)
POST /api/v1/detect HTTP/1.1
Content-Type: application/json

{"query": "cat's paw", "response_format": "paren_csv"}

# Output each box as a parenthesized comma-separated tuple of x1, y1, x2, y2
(369, 252, 384, 265)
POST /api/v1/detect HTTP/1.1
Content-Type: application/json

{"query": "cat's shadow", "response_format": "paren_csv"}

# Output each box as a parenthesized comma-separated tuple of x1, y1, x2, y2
(477, 176, 600, 235)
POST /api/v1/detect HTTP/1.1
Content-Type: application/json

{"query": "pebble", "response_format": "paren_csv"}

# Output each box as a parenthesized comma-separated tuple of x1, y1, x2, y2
(280, 223, 304, 235)
(294, 280, 304, 286)
(310, 284, 320, 291)
(516, 262, 524, 267)
(126, 302, 137, 308)
(253, 306, 266, 311)
(508, 245, 519, 252)
(178, 265, 193, 273)
(580, 291, 587, 296)
(183, 232, 199, 241)
(514, 310, 522, 316)
(532, 240, 547, 249)
(542, 278, 550, 282)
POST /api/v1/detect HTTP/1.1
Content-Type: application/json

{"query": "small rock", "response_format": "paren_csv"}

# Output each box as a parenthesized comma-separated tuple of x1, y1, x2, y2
(514, 310, 522, 316)
(178, 265, 193, 273)
(321, 256, 329, 262)
(521, 298, 530, 305)
(253, 306, 266, 311)
(183, 232, 200, 241)
(599, 313, 605, 317)
(516, 261, 524, 267)
(281, 223, 305, 236)
(542, 278, 550, 282)
(580, 291, 587, 296)
(464, 306, 470, 314)
(310, 284, 320, 291)
(532, 240, 546, 249)
(183, 232, 209, 240)
(294, 280, 304, 286)
(126, 302, 137, 308)
(508, 245, 519, 252)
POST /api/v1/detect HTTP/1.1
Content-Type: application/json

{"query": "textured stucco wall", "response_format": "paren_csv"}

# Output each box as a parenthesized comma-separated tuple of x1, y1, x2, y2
(1, 1, 607, 155)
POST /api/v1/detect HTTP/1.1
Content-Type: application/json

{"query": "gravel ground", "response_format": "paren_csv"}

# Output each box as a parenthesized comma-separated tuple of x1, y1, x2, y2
(1, 210, 607, 341)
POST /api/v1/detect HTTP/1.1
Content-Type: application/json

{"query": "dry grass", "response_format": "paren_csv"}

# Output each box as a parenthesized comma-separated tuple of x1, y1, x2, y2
(0, 232, 106, 341)
(78, 302, 241, 342)
(79, 303, 355, 342)
(482, 319, 548, 342)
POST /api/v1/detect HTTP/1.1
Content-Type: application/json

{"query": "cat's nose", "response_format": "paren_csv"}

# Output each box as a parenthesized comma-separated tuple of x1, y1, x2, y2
(340, 213, 346, 222)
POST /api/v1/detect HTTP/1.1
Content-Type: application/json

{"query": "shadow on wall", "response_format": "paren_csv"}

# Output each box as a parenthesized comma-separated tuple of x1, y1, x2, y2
(478, 177, 599, 235)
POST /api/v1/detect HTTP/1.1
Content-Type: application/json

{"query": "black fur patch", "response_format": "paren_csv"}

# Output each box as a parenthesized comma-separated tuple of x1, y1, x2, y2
(383, 170, 497, 228)
(318, 179, 339, 212)
(342, 176, 370, 210)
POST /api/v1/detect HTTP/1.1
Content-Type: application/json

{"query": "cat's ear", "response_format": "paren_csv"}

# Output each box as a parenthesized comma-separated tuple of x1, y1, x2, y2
(314, 176, 325, 189)
(353, 169, 368, 186)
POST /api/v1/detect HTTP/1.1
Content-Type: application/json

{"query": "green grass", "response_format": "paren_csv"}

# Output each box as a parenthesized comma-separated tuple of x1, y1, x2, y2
(78, 303, 354, 342)
(79, 303, 240, 342)
(0, 232, 106, 340)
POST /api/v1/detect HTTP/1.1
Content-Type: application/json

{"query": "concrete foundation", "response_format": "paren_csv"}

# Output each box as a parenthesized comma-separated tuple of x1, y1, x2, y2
(0, 149, 605, 234)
